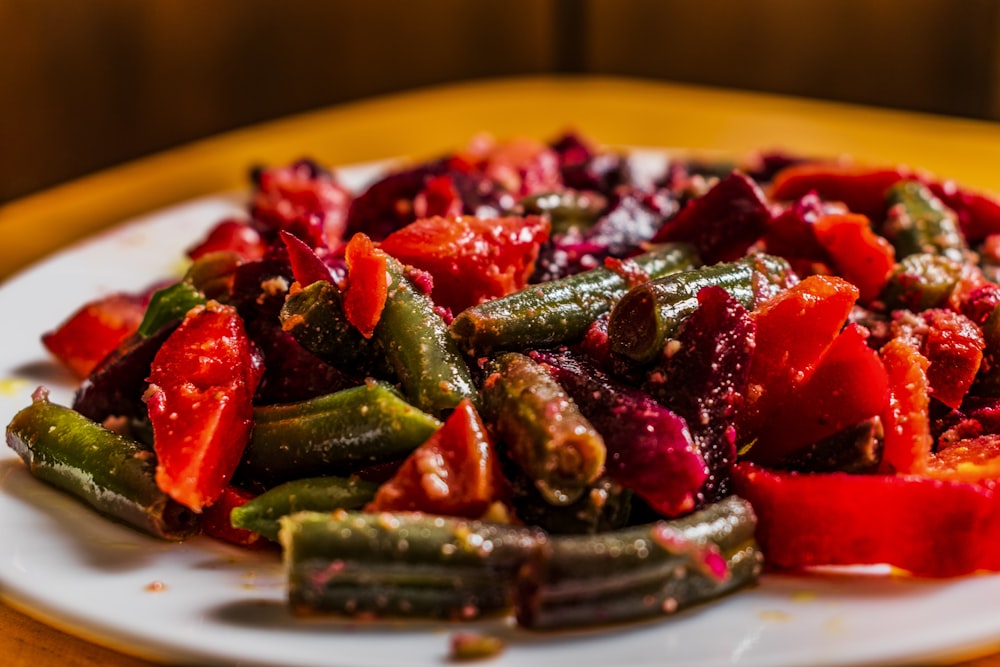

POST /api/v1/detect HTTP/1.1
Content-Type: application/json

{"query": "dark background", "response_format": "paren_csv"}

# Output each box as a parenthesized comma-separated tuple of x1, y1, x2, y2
(3, 0, 999, 203)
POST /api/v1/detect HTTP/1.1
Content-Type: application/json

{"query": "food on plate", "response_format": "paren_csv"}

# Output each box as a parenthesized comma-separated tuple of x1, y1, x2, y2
(10, 131, 1000, 630)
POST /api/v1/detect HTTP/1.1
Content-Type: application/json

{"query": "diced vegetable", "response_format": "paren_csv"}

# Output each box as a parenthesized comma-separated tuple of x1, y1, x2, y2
(7, 391, 198, 540)
(42, 291, 148, 378)
(20, 131, 1000, 637)
(514, 495, 761, 629)
(366, 398, 507, 518)
(379, 214, 550, 314)
(146, 302, 264, 512)
(450, 243, 699, 356)
(281, 510, 547, 619)
(481, 352, 606, 507)
(239, 381, 442, 487)
(230, 476, 377, 541)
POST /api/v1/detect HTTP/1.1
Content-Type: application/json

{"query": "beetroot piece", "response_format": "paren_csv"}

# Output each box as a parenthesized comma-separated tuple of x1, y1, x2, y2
(246, 320, 358, 405)
(72, 325, 176, 424)
(280, 230, 336, 288)
(345, 160, 450, 241)
(643, 285, 756, 503)
(250, 159, 352, 250)
(531, 187, 675, 282)
(550, 132, 625, 194)
(229, 257, 295, 323)
(652, 172, 773, 264)
(531, 349, 709, 518)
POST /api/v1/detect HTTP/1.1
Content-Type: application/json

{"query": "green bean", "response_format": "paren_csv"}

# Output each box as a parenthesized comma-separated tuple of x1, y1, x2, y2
(281, 510, 547, 619)
(608, 253, 795, 364)
(881, 252, 965, 312)
(449, 243, 699, 356)
(884, 180, 967, 262)
(137, 281, 206, 337)
(239, 381, 441, 486)
(230, 476, 378, 541)
(375, 257, 478, 416)
(279, 279, 385, 376)
(480, 352, 606, 507)
(6, 392, 198, 540)
(514, 495, 762, 629)
(520, 189, 607, 235)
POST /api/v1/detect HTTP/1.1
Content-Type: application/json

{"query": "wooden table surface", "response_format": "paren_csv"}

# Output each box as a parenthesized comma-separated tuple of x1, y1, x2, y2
(4, 75, 1000, 666)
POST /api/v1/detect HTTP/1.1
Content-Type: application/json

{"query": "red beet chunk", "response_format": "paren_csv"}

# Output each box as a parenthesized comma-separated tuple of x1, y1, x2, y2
(652, 172, 773, 264)
(643, 285, 756, 502)
(532, 349, 708, 518)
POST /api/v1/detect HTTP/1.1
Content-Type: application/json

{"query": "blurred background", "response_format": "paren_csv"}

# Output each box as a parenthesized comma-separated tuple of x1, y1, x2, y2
(3, 0, 1000, 204)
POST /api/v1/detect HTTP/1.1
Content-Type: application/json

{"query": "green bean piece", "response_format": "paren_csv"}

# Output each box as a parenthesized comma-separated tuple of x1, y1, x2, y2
(506, 473, 633, 535)
(281, 510, 547, 620)
(881, 252, 965, 312)
(608, 253, 795, 364)
(481, 352, 606, 507)
(5, 392, 198, 540)
(520, 189, 607, 235)
(137, 281, 207, 337)
(279, 280, 385, 376)
(374, 256, 478, 416)
(230, 476, 378, 541)
(184, 251, 245, 300)
(884, 180, 967, 262)
(239, 381, 441, 486)
(514, 495, 762, 630)
(450, 243, 700, 357)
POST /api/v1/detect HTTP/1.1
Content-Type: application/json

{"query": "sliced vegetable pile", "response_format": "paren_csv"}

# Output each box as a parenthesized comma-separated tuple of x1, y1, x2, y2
(10, 132, 1000, 630)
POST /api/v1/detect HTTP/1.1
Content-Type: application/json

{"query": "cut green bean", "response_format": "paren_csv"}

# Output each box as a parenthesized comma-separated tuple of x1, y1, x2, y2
(449, 243, 699, 356)
(374, 256, 478, 416)
(279, 279, 385, 376)
(520, 189, 607, 235)
(239, 381, 441, 486)
(230, 476, 378, 541)
(884, 180, 967, 262)
(881, 252, 965, 312)
(137, 281, 206, 337)
(481, 352, 606, 507)
(608, 253, 795, 364)
(5, 392, 198, 540)
(281, 510, 547, 619)
(514, 495, 762, 629)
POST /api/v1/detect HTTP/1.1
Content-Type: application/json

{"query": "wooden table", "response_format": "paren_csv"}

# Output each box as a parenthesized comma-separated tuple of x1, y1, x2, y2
(4, 75, 1000, 666)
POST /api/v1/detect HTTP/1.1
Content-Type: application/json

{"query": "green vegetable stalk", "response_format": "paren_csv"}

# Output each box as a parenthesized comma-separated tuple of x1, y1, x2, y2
(450, 243, 699, 356)
(480, 352, 606, 507)
(239, 381, 441, 487)
(281, 510, 547, 619)
(6, 389, 198, 540)
(514, 495, 762, 629)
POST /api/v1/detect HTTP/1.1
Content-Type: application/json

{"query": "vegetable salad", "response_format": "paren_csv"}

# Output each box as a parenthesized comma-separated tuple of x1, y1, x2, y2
(9, 132, 1000, 629)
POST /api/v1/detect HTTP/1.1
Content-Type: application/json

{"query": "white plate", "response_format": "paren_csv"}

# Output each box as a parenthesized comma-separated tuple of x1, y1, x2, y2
(3, 165, 1000, 667)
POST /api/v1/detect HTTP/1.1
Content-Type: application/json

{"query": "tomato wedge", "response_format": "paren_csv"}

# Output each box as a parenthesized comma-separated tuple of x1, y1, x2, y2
(342, 232, 389, 338)
(379, 215, 550, 314)
(366, 398, 506, 518)
(740, 275, 860, 445)
(42, 292, 148, 378)
(146, 302, 263, 512)
(812, 212, 895, 304)
(733, 462, 1000, 578)
(878, 337, 933, 475)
